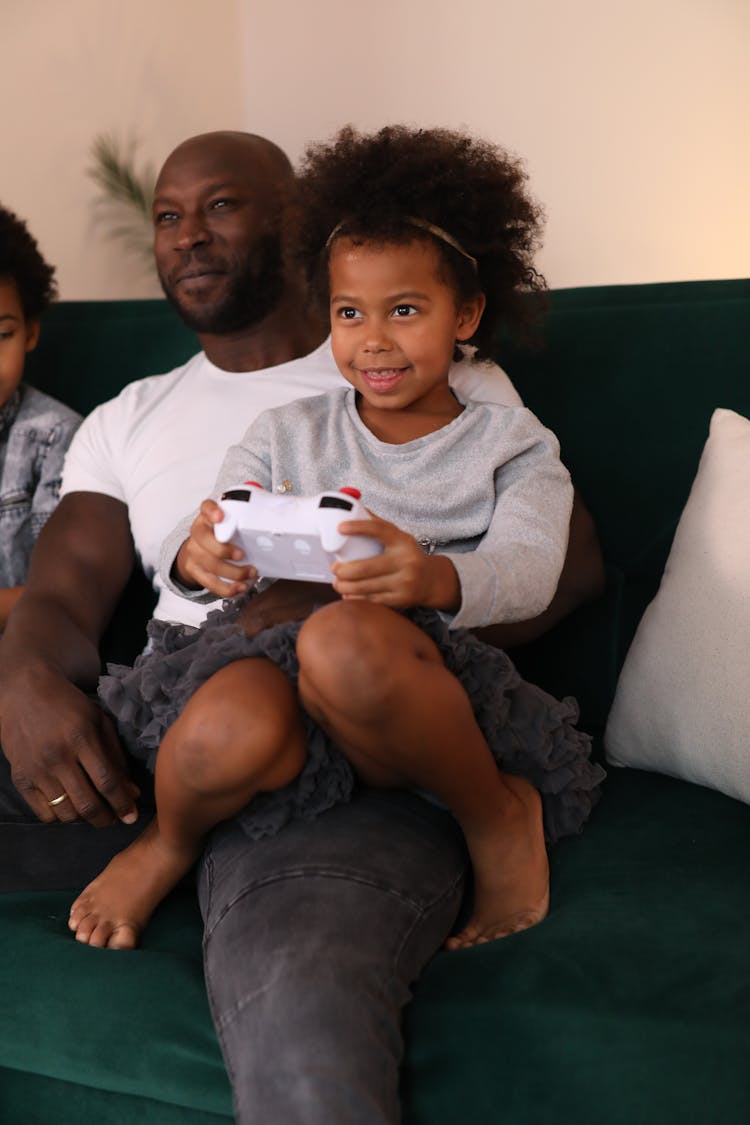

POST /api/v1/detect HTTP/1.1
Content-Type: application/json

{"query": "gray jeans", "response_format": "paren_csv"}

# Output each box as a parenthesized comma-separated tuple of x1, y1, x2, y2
(1, 750, 467, 1122)
(199, 790, 467, 1125)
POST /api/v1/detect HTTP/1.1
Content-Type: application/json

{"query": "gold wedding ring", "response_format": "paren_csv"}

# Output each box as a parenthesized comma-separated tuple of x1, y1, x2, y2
(48, 792, 69, 807)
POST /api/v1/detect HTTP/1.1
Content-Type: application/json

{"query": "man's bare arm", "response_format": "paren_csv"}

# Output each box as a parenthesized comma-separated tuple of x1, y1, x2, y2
(0, 492, 141, 826)
(473, 490, 606, 650)
(0, 586, 25, 630)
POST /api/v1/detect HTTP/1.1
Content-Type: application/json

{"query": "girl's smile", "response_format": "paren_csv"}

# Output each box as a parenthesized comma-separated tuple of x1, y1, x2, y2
(328, 238, 485, 430)
(356, 365, 410, 395)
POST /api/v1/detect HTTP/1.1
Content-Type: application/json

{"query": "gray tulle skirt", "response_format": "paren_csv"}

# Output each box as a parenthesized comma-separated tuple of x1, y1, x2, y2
(98, 597, 605, 844)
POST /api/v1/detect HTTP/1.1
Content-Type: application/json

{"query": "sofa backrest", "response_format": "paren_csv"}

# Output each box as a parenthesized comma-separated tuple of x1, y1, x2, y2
(497, 278, 750, 734)
(500, 279, 750, 578)
(25, 280, 750, 734)
(25, 299, 196, 417)
(24, 301, 197, 666)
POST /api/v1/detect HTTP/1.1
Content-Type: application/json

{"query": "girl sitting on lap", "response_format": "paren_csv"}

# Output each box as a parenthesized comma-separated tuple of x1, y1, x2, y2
(70, 124, 605, 952)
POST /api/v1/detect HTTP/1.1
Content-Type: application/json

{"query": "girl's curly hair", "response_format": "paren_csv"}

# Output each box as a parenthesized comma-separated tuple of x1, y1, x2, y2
(0, 205, 57, 319)
(293, 125, 546, 358)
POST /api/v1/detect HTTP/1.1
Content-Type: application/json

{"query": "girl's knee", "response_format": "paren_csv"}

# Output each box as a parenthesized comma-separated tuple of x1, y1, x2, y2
(297, 602, 438, 714)
(298, 602, 392, 682)
(163, 662, 305, 793)
(160, 705, 225, 793)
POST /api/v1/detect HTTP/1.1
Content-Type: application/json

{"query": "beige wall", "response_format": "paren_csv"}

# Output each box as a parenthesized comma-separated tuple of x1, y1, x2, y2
(4, 0, 747, 298)
(241, 0, 749, 289)
(3, 0, 245, 299)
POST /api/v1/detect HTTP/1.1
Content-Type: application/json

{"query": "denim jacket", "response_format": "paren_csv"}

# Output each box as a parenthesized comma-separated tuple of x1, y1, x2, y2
(0, 383, 82, 587)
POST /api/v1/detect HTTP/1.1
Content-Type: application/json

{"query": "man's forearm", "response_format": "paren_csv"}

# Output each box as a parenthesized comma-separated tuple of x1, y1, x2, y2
(0, 493, 136, 702)
(0, 590, 104, 694)
(0, 494, 142, 826)
(0, 586, 25, 632)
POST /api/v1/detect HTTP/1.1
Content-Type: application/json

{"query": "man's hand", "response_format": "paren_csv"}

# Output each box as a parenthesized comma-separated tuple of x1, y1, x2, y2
(175, 499, 257, 597)
(331, 515, 460, 612)
(0, 493, 142, 826)
(2, 665, 139, 827)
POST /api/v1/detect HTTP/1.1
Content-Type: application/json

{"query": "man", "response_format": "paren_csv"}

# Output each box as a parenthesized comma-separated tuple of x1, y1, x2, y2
(0, 131, 604, 1122)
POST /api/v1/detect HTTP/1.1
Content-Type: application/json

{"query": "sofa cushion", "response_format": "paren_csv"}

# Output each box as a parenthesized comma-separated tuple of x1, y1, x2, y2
(604, 408, 750, 800)
(5, 771, 750, 1125)
(405, 769, 750, 1122)
(0, 886, 232, 1123)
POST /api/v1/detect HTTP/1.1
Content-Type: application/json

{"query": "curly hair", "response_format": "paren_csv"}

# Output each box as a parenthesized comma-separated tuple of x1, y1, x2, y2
(293, 125, 546, 358)
(0, 205, 57, 319)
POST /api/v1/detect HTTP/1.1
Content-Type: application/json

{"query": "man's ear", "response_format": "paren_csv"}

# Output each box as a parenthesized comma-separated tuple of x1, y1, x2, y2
(25, 319, 40, 353)
(455, 292, 486, 341)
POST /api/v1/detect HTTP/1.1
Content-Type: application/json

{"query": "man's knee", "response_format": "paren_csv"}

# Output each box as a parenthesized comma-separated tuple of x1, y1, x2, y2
(200, 791, 466, 953)
(199, 796, 466, 1124)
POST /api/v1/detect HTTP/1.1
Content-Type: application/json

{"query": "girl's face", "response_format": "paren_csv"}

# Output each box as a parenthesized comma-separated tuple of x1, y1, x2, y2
(328, 238, 484, 419)
(0, 280, 38, 411)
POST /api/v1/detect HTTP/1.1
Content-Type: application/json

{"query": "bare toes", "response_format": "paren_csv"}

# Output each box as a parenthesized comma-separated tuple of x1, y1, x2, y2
(105, 924, 139, 950)
(445, 908, 546, 951)
(68, 898, 92, 932)
(69, 911, 96, 940)
(74, 917, 111, 946)
(74, 916, 139, 949)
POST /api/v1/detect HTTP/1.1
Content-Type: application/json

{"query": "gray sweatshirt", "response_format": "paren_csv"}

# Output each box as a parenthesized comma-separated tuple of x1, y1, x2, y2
(160, 388, 572, 629)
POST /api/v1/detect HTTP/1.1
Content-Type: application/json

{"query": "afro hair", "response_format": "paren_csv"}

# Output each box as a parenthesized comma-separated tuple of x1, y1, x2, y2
(0, 205, 57, 320)
(294, 125, 546, 358)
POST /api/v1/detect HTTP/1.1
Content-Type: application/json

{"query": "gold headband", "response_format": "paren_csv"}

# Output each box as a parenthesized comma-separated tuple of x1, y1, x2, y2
(326, 216, 478, 272)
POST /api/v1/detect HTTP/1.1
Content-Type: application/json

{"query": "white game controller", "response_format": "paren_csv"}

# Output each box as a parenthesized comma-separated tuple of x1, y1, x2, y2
(214, 482, 384, 582)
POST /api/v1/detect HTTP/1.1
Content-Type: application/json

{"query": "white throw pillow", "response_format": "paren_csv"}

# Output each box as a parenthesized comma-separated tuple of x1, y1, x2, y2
(605, 408, 750, 801)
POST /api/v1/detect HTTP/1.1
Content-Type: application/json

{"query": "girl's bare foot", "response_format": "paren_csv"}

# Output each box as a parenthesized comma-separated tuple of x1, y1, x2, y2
(68, 819, 199, 950)
(445, 775, 549, 951)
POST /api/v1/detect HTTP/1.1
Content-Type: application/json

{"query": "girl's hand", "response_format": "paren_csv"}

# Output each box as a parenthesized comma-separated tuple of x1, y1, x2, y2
(331, 514, 461, 612)
(174, 499, 257, 597)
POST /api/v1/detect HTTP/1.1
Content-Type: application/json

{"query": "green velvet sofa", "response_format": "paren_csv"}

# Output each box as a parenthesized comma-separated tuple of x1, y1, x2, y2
(3, 278, 750, 1124)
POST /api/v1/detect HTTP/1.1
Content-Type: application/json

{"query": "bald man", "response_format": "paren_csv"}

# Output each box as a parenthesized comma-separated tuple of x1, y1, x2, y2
(0, 132, 603, 1123)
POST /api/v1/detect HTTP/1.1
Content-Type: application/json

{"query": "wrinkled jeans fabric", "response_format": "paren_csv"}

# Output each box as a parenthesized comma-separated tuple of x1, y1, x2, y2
(199, 790, 466, 1125)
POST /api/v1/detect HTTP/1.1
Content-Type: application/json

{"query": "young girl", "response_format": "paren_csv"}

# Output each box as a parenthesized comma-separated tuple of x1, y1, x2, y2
(70, 125, 604, 952)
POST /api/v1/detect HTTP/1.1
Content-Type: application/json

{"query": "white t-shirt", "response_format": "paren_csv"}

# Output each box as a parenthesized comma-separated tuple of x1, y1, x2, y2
(61, 338, 522, 627)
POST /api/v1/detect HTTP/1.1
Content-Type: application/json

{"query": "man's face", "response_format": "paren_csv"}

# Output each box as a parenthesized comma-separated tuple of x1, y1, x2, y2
(152, 141, 285, 334)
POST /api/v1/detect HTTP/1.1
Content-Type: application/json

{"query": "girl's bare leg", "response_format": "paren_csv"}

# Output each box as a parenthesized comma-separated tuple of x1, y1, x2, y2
(69, 658, 305, 950)
(296, 602, 548, 950)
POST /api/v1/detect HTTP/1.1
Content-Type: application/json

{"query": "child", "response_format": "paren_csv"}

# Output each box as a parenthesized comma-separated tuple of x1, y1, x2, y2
(0, 205, 81, 628)
(70, 125, 604, 952)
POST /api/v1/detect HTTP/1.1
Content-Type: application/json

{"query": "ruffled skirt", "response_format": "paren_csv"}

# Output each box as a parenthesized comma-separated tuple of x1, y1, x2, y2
(98, 598, 605, 844)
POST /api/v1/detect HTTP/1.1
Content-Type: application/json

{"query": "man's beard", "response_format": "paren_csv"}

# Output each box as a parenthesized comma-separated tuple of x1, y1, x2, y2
(160, 234, 285, 335)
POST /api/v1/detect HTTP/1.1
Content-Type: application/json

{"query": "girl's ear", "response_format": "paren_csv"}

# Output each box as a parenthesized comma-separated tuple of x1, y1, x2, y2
(25, 319, 40, 353)
(455, 292, 486, 341)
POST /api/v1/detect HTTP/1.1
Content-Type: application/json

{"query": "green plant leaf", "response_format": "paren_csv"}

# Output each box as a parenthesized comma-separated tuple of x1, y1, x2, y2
(88, 133, 157, 266)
